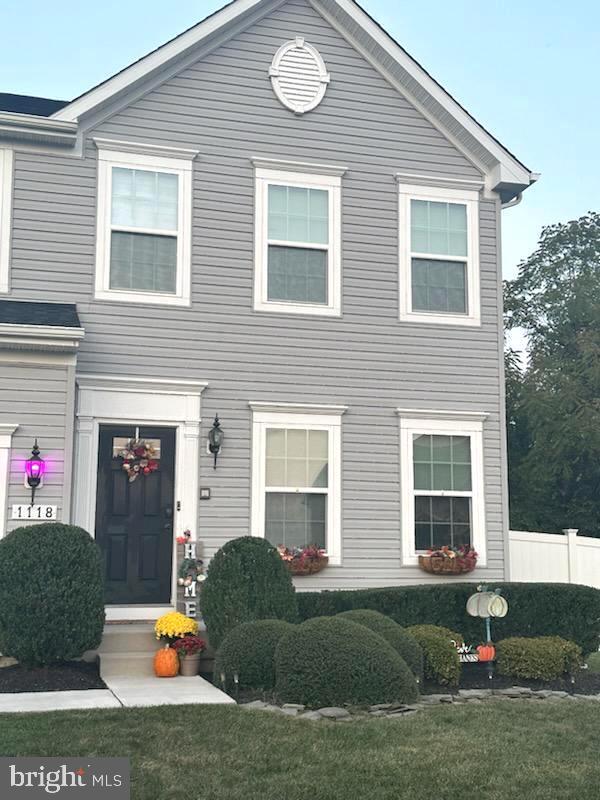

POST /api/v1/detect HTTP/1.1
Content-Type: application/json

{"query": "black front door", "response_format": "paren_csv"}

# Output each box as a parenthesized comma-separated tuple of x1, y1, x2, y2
(95, 425, 176, 605)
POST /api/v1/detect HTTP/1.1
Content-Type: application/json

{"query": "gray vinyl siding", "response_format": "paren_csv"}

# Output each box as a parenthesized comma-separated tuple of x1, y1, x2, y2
(6, 0, 507, 586)
(0, 360, 72, 533)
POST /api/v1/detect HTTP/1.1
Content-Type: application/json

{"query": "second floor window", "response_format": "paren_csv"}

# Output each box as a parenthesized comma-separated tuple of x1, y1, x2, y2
(254, 165, 342, 316)
(399, 184, 480, 326)
(95, 143, 193, 306)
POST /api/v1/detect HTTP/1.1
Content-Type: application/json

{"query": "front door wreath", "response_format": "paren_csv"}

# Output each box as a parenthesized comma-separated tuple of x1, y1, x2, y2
(118, 439, 159, 482)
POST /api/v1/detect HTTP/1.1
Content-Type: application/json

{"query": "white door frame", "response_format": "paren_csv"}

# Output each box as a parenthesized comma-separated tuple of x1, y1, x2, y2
(73, 374, 207, 620)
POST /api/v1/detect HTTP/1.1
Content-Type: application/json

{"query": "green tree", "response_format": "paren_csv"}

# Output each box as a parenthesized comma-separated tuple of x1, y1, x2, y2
(504, 211, 600, 535)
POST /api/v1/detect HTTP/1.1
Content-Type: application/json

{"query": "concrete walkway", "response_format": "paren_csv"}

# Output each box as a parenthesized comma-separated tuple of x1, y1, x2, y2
(0, 690, 120, 713)
(103, 675, 236, 708)
(0, 675, 235, 713)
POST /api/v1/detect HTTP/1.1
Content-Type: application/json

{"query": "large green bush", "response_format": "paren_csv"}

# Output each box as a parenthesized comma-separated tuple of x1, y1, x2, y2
(214, 619, 294, 693)
(336, 609, 424, 683)
(406, 625, 462, 686)
(275, 616, 418, 708)
(0, 523, 104, 666)
(497, 636, 583, 681)
(201, 537, 298, 649)
(296, 583, 600, 654)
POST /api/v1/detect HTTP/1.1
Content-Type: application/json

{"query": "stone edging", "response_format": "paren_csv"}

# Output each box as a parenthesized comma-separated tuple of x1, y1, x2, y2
(240, 688, 600, 721)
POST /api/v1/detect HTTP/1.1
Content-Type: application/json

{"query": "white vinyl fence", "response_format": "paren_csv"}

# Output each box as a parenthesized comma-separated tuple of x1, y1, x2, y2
(509, 528, 600, 589)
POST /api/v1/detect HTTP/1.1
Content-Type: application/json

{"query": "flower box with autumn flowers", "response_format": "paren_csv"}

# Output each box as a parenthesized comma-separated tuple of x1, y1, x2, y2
(277, 544, 329, 576)
(418, 544, 478, 575)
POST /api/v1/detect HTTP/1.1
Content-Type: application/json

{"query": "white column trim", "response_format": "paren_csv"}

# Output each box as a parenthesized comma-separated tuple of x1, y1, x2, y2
(0, 423, 18, 539)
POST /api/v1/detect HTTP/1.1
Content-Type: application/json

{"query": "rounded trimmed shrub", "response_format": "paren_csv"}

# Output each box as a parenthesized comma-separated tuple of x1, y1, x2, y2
(406, 625, 462, 686)
(497, 636, 583, 681)
(337, 609, 424, 683)
(275, 616, 419, 707)
(0, 523, 105, 666)
(201, 537, 298, 649)
(214, 619, 294, 693)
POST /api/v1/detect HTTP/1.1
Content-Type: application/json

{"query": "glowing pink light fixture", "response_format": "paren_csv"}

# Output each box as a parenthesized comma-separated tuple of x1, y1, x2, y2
(25, 439, 45, 503)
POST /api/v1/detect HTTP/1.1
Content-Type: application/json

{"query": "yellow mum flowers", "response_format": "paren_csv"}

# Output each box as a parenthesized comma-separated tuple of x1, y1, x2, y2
(154, 611, 198, 640)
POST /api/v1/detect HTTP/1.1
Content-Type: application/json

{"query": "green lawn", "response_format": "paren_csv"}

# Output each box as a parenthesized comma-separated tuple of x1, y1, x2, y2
(2, 702, 599, 799)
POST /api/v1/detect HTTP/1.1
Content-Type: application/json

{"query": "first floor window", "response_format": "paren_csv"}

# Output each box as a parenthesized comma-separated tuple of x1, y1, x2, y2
(398, 411, 487, 565)
(95, 144, 193, 306)
(413, 433, 472, 550)
(254, 164, 342, 316)
(251, 404, 344, 564)
(399, 184, 480, 326)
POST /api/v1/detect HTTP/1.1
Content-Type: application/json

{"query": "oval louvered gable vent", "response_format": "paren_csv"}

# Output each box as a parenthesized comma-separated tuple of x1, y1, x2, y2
(269, 38, 330, 115)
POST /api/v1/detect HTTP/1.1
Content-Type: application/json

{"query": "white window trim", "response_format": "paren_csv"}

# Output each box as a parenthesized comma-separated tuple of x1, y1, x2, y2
(397, 410, 487, 567)
(0, 149, 13, 294)
(95, 146, 193, 306)
(254, 167, 342, 317)
(250, 404, 345, 565)
(398, 183, 480, 326)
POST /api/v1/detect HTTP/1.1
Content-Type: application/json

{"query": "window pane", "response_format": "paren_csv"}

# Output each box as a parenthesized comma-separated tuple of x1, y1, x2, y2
(411, 199, 467, 257)
(412, 259, 467, 314)
(112, 167, 178, 231)
(413, 434, 472, 492)
(265, 492, 326, 549)
(268, 185, 329, 245)
(110, 231, 176, 293)
(266, 428, 329, 489)
(413, 495, 472, 550)
(267, 246, 328, 304)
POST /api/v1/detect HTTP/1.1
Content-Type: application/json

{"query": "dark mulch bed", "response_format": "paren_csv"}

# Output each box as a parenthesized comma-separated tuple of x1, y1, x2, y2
(0, 660, 106, 693)
(423, 662, 600, 696)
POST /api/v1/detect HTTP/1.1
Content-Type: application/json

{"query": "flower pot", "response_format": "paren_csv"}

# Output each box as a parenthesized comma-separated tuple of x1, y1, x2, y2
(178, 652, 201, 677)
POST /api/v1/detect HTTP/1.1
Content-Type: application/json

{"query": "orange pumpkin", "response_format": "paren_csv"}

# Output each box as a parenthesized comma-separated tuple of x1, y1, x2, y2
(154, 645, 179, 677)
(477, 643, 496, 662)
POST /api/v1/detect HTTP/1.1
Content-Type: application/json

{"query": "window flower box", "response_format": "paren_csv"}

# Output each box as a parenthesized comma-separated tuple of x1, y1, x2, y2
(418, 545, 477, 575)
(278, 545, 329, 576)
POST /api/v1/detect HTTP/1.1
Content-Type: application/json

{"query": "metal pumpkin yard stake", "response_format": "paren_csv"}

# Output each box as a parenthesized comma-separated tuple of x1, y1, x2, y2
(466, 585, 509, 680)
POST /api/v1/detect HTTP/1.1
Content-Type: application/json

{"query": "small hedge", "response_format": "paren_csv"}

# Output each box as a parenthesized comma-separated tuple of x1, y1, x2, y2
(406, 625, 462, 686)
(336, 609, 424, 683)
(296, 583, 600, 654)
(0, 523, 104, 667)
(275, 616, 419, 708)
(200, 537, 298, 649)
(214, 619, 294, 693)
(497, 636, 583, 681)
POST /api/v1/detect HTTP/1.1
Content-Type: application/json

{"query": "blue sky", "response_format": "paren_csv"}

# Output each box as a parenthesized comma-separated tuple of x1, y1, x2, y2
(1, 0, 597, 281)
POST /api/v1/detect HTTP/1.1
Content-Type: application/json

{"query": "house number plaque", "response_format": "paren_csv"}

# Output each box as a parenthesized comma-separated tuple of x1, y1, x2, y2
(12, 504, 58, 521)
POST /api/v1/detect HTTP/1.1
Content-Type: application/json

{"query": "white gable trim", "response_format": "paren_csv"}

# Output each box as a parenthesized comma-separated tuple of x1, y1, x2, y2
(49, 0, 535, 196)
(310, 0, 534, 193)
(52, 0, 270, 122)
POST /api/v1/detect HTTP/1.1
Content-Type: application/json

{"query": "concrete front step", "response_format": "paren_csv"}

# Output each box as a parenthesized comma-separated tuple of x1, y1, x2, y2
(96, 623, 158, 655)
(100, 651, 158, 679)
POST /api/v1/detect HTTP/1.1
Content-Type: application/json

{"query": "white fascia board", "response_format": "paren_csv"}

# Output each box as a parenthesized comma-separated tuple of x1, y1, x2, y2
(312, 0, 534, 191)
(0, 323, 85, 352)
(0, 112, 78, 147)
(51, 0, 268, 122)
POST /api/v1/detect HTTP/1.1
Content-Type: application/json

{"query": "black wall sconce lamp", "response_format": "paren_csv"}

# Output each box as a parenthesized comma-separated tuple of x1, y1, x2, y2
(24, 439, 45, 504)
(207, 415, 224, 470)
